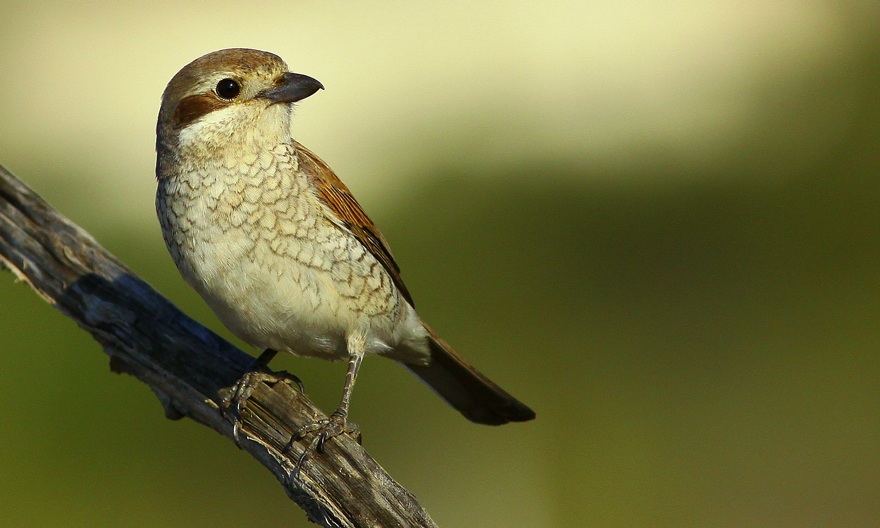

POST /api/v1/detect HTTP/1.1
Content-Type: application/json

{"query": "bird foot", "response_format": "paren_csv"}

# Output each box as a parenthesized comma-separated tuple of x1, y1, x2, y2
(223, 365, 305, 446)
(289, 411, 361, 475)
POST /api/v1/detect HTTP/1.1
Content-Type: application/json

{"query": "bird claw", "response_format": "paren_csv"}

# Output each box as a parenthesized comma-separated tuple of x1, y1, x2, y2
(223, 367, 305, 446)
(296, 411, 361, 450)
(289, 411, 361, 476)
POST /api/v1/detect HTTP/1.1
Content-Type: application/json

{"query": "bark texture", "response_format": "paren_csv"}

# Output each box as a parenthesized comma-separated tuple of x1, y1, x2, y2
(0, 164, 437, 528)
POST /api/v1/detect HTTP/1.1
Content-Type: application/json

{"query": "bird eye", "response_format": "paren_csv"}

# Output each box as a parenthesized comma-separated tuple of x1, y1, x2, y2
(215, 78, 241, 100)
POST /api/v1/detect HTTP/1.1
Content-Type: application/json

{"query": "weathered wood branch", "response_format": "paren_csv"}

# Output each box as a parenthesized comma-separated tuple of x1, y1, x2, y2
(0, 163, 438, 528)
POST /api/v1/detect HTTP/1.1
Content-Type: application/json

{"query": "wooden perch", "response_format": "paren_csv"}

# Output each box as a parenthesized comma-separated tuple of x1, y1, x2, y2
(0, 163, 438, 528)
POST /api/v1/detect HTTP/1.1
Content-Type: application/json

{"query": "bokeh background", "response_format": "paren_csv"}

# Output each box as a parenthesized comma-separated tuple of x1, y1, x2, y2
(1, 2, 879, 527)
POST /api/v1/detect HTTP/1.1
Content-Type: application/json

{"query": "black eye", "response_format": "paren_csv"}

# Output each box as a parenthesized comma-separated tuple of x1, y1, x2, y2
(216, 78, 240, 100)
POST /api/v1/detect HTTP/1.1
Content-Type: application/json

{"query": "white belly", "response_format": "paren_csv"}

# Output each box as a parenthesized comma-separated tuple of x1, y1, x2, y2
(157, 161, 428, 363)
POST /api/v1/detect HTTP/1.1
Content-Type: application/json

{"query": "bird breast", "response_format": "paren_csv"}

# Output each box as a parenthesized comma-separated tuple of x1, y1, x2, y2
(156, 142, 404, 359)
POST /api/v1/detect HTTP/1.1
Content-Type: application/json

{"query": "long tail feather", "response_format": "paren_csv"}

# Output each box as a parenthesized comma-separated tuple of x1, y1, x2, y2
(404, 324, 536, 425)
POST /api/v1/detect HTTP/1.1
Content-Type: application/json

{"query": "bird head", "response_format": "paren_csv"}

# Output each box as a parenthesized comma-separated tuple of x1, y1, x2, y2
(156, 48, 323, 170)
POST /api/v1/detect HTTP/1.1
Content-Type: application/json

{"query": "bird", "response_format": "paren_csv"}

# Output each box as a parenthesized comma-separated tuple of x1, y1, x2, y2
(155, 48, 535, 446)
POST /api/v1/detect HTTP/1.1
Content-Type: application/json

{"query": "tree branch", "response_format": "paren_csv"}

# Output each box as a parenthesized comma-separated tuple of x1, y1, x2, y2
(0, 163, 438, 528)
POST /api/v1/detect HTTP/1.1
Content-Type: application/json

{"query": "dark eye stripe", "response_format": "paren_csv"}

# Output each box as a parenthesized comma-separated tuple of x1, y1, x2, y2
(172, 93, 227, 129)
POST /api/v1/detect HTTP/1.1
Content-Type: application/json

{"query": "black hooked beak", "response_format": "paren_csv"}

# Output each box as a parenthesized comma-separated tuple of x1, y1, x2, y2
(262, 72, 324, 104)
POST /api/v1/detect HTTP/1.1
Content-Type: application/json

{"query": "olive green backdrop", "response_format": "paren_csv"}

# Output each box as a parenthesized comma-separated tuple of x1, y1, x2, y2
(1, 3, 879, 527)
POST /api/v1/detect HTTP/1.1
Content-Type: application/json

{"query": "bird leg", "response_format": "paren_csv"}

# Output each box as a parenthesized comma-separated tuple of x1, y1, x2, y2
(291, 336, 365, 472)
(252, 347, 280, 370)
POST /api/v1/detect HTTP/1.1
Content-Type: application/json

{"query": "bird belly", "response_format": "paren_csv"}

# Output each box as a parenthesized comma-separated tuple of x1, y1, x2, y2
(158, 173, 426, 362)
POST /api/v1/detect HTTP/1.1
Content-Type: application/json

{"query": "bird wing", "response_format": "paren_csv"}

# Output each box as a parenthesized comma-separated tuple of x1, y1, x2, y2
(294, 141, 414, 306)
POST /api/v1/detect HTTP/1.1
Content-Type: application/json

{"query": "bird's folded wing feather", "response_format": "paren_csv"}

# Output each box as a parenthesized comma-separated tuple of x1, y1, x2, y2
(294, 141, 414, 306)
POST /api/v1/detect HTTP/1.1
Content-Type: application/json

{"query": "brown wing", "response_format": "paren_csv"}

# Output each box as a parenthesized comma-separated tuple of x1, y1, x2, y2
(294, 141, 414, 306)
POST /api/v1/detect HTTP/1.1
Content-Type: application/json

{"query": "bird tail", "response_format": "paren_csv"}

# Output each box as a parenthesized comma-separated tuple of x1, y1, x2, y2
(403, 324, 536, 425)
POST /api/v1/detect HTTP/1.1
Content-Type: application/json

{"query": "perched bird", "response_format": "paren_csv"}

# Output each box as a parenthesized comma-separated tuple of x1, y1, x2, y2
(155, 48, 534, 444)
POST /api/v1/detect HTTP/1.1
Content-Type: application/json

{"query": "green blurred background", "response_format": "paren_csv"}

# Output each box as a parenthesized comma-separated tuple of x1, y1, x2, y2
(2, 2, 879, 527)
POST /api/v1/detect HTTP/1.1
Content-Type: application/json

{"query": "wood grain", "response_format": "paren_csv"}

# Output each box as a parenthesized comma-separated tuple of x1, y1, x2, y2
(0, 163, 437, 528)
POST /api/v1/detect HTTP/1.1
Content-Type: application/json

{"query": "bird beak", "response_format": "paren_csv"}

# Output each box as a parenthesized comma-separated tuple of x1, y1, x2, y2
(262, 72, 324, 104)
